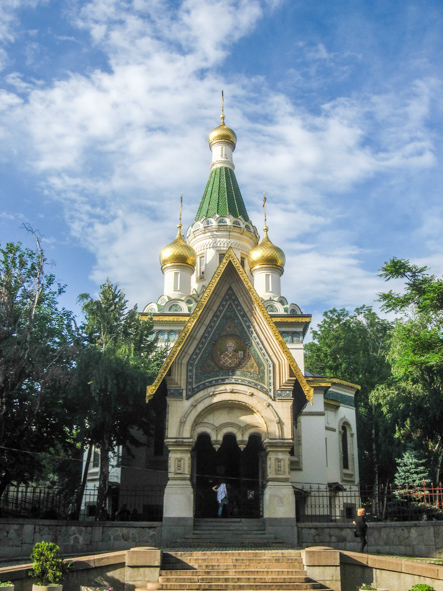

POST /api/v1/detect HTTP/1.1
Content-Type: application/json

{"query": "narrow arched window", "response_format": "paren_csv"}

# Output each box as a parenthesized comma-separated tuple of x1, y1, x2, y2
(341, 425, 349, 470)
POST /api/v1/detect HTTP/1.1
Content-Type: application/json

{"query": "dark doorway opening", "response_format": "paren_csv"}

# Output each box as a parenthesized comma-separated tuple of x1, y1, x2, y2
(193, 432, 264, 518)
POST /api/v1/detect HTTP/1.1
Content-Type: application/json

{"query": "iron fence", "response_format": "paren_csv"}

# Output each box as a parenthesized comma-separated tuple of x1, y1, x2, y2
(2, 481, 443, 523)
(294, 482, 443, 523)
(0, 484, 165, 521)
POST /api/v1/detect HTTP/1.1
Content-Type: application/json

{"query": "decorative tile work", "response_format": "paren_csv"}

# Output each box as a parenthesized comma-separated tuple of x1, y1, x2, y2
(168, 389, 183, 398)
(325, 390, 355, 407)
(195, 166, 251, 222)
(276, 390, 293, 398)
(186, 287, 273, 398)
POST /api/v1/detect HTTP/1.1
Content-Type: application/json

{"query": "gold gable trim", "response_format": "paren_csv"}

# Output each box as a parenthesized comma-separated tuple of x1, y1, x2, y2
(306, 377, 360, 390)
(146, 248, 313, 403)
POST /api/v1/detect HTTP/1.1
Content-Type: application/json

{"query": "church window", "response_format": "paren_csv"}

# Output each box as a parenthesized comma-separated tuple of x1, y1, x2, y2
(92, 448, 100, 469)
(240, 256, 245, 268)
(218, 218, 227, 224)
(266, 304, 278, 313)
(233, 220, 241, 227)
(219, 252, 226, 264)
(169, 304, 182, 312)
(293, 332, 302, 343)
(341, 426, 349, 470)
(199, 256, 205, 279)
(157, 331, 166, 342)
(173, 272, 180, 291)
(338, 419, 355, 481)
(325, 437, 328, 467)
(167, 331, 177, 342)
(265, 274, 272, 292)
(281, 332, 290, 343)
(245, 224, 251, 231)
(204, 219, 213, 225)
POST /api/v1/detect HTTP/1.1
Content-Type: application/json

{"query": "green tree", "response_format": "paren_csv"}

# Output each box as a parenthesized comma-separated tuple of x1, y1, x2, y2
(0, 234, 79, 497)
(394, 449, 429, 488)
(76, 279, 164, 519)
(373, 258, 443, 481)
(305, 306, 395, 485)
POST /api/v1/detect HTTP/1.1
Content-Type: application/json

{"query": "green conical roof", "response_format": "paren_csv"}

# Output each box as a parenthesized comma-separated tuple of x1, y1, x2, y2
(195, 166, 251, 222)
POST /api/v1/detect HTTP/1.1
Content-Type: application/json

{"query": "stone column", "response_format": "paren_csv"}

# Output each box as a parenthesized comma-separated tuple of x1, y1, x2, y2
(162, 438, 194, 546)
(263, 439, 297, 545)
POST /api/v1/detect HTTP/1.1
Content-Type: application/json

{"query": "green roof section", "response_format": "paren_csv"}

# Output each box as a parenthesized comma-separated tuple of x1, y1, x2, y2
(195, 166, 251, 222)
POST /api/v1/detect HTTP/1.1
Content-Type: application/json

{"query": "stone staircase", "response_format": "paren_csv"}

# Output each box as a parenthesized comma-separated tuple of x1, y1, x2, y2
(158, 549, 328, 590)
(166, 518, 287, 548)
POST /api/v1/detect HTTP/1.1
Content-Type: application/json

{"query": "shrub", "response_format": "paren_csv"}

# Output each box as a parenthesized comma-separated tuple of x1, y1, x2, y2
(29, 541, 71, 586)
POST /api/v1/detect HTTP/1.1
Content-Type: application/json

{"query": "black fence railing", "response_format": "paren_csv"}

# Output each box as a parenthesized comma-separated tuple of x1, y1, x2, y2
(2, 482, 443, 523)
(0, 484, 166, 522)
(294, 482, 443, 523)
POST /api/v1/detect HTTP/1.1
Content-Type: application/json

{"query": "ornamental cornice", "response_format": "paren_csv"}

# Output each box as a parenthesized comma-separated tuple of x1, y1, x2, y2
(193, 239, 251, 253)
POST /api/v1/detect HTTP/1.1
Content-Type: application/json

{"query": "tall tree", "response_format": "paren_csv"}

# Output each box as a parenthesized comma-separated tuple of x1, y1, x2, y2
(0, 235, 79, 497)
(373, 258, 443, 481)
(305, 306, 395, 485)
(77, 279, 164, 519)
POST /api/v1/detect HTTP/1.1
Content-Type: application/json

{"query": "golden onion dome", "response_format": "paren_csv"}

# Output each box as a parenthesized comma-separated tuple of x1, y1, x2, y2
(160, 224, 197, 271)
(208, 113, 237, 150)
(248, 226, 286, 273)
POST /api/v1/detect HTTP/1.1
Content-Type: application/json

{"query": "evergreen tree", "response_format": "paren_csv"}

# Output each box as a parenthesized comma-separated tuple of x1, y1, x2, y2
(394, 449, 429, 488)
(76, 279, 165, 519)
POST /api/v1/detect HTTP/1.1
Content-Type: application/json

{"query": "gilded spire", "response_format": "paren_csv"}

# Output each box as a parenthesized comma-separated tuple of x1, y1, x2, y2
(208, 91, 237, 150)
(248, 194, 286, 273)
(160, 195, 196, 271)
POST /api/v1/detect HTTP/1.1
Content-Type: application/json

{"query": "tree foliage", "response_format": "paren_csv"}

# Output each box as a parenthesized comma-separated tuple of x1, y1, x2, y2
(76, 279, 165, 519)
(305, 305, 396, 484)
(394, 449, 429, 488)
(0, 236, 79, 496)
(372, 258, 443, 481)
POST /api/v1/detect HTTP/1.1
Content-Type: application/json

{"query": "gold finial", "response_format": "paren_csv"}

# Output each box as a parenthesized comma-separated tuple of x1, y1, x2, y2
(221, 90, 225, 125)
(178, 194, 183, 230)
(263, 193, 268, 231)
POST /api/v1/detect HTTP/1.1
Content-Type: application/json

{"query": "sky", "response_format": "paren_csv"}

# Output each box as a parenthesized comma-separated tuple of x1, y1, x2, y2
(1, 0, 442, 324)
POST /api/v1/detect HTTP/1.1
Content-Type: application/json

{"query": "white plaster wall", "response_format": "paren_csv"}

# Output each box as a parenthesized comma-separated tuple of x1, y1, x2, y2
(292, 389, 328, 484)
(163, 265, 193, 298)
(252, 267, 282, 298)
(211, 141, 234, 170)
(287, 343, 304, 373)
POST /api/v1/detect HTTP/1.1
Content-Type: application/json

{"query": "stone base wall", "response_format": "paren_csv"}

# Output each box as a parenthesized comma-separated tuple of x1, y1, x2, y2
(0, 519, 162, 561)
(298, 522, 443, 558)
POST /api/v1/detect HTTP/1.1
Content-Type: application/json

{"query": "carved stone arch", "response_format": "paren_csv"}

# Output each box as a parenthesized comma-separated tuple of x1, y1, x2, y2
(178, 389, 282, 440)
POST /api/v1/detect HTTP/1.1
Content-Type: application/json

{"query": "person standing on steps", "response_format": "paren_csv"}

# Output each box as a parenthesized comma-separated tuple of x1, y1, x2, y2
(353, 507, 368, 553)
(212, 481, 229, 517)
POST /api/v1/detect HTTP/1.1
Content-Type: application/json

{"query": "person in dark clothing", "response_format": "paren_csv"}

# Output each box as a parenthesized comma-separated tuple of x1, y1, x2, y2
(353, 507, 368, 553)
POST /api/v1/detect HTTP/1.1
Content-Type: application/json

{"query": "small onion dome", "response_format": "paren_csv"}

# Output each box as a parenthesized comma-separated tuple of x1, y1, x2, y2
(248, 226, 286, 273)
(208, 120, 237, 151)
(160, 224, 197, 271)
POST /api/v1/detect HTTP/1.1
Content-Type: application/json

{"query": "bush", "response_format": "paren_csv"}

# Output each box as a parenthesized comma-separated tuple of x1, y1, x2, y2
(408, 585, 435, 591)
(29, 541, 71, 586)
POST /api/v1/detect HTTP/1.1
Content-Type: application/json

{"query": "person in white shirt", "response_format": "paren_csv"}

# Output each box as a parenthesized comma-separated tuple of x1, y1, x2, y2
(212, 481, 229, 517)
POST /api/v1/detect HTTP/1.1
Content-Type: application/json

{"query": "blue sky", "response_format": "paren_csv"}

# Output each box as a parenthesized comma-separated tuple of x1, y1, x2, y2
(1, 0, 442, 323)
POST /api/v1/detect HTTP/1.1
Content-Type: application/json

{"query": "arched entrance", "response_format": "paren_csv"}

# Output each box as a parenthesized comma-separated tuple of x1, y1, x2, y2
(193, 432, 264, 518)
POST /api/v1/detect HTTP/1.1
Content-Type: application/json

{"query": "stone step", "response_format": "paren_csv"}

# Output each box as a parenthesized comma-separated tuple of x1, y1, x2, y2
(160, 575, 311, 583)
(159, 583, 322, 590)
(162, 561, 304, 570)
(160, 570, 307, 576)
(163, 551, 302, 560)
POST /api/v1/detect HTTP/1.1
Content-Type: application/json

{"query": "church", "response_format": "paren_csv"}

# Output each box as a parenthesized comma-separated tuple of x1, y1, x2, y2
(83, 105, 360, 544)
(139, 105, 360, 545)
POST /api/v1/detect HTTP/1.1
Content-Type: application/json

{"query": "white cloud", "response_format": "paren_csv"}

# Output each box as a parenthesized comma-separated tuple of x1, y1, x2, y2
(0, 0, 441, 312)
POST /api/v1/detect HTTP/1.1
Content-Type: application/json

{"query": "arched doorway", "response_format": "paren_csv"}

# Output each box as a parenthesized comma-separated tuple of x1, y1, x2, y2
(193, 433, 264, 518)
